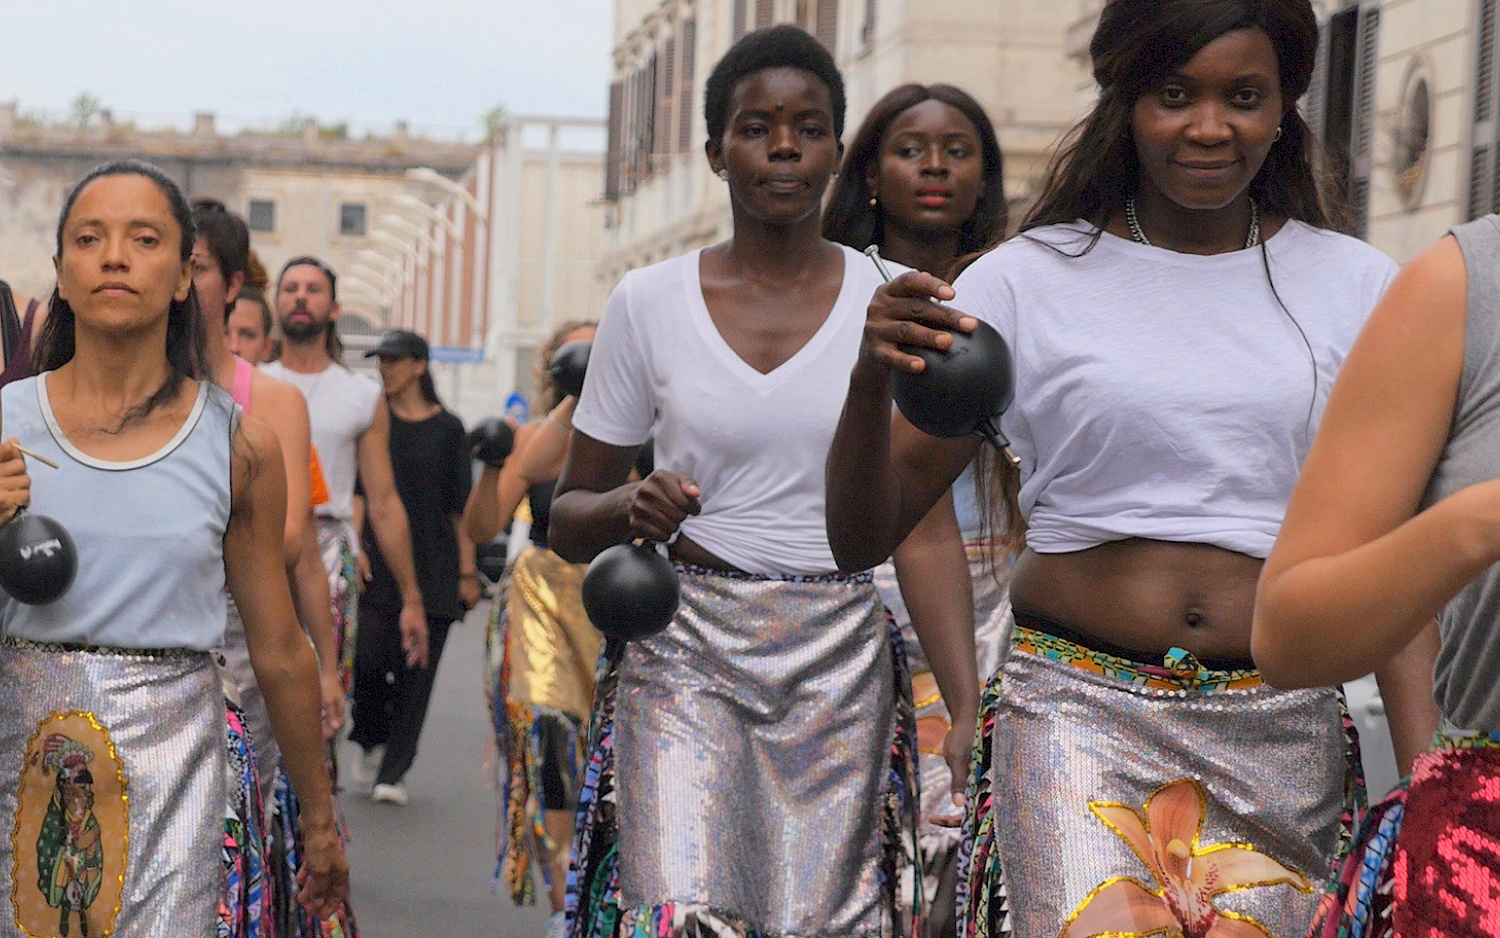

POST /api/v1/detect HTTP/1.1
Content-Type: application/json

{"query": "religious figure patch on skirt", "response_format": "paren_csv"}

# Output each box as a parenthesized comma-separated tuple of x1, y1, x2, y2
(0, 637, 226, 938)
(1307, 725, 1500, 938)
(874, 540, 1014, 938)
(566, 566, 922, 938)
(489, 546, 601, 905)
(956, 624, 1364, 938)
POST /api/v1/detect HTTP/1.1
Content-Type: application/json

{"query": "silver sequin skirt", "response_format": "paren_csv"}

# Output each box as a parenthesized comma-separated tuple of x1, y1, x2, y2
(957, 623, 1362, 938)
(0, 636, 226, 937)
(567, 566, 921, 938)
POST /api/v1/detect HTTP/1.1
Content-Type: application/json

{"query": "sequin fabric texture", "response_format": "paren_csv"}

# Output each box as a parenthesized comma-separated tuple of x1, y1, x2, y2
(1309, 729, 1500, 938)
(0, 637, 226, 937)
(958, 625, 1362, 938)
(567, 567, 921, 938)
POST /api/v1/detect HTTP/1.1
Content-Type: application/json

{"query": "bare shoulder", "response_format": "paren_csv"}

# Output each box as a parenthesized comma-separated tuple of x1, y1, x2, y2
(1365, 236, 1466, 334)
(233, 412, 286, 474)
(251, 374, 310, 415)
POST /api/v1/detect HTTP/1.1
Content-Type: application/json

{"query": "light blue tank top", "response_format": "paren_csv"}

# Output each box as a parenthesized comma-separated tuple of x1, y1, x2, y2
(0, 375, 238, 650)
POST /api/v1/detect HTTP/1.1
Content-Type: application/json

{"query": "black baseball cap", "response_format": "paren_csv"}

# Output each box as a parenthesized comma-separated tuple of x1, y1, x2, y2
(365, 329, 430, 360)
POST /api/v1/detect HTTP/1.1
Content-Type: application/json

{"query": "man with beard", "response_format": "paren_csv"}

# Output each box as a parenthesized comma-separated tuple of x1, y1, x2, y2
(262, 257, 429, 792)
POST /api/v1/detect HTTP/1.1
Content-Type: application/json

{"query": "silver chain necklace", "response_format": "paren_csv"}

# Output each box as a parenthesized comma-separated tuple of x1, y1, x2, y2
(1125, 196, 1260, 250)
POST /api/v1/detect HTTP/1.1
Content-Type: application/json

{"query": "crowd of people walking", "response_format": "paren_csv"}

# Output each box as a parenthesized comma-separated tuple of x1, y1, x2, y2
(0, 1, 1494, 937)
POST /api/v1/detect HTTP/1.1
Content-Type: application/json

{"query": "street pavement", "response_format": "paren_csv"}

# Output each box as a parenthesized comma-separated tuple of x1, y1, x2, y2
(338, 598, 551, 938)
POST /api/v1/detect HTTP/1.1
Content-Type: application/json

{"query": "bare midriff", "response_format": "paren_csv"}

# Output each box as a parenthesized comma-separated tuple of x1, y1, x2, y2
(669, 534, 749, 574)
(1009, 539, 1263, 662)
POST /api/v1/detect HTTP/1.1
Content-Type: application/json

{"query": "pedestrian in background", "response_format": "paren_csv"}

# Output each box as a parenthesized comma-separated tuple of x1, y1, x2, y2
(464, 320, 600, 928)
(350, 329, 477, 806)
(823, 81, 1009, 938)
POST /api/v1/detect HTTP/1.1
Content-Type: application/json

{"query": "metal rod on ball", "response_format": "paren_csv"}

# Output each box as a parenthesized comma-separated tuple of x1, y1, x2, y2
(863, 247, 1020, 467)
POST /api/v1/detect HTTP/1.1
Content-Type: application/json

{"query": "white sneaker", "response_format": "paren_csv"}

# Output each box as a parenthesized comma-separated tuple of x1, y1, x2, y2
(351, 745, 383, 789)
(543, 911, 567, 938)
(371, 782, 409, 806)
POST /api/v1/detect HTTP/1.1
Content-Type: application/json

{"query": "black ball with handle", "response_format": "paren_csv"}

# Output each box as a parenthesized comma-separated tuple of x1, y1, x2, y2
(0, 510, 77, 605)
(468, 417, 515, 468)
(549, 341, 591, 399)
(581, 540, 679, 642)
(866, 246, 1020, 466)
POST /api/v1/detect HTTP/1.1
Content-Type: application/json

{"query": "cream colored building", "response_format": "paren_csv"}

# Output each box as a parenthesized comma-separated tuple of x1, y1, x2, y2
(0, 105, 476, 333)
(600, 0, 1088, 282)
(393, 116, 609, 420)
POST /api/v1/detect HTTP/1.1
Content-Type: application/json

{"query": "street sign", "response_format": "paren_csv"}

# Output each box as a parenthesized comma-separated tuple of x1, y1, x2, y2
(430, 346, 485, 364)
(504, 392, 529, 424)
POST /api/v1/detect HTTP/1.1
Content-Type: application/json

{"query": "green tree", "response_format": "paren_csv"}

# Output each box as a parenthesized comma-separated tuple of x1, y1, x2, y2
(481, 104, 508, 140)
(68, 93, 103, 130)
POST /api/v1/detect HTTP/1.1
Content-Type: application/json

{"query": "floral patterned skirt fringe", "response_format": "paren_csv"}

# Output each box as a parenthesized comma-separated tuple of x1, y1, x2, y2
(221, 698, 272, 937)
(489, 591, 588, 904)
(1306, 728, 1500, 938)
(266, 769, 359, 938)
(956, 622, 1364, 938)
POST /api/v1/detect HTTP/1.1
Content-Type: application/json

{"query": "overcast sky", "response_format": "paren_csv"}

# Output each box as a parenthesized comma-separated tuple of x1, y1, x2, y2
(4, 1, 614, 140)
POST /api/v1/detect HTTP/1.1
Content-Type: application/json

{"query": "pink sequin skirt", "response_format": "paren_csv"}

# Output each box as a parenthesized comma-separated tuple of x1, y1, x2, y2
(1308, 728, 1500, 938)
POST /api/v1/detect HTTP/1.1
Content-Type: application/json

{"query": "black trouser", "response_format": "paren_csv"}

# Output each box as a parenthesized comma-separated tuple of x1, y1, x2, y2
(349, 603, 453, 785)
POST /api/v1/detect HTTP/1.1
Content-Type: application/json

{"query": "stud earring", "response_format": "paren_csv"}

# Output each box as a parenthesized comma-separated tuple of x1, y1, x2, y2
(869, 195, 878, 209)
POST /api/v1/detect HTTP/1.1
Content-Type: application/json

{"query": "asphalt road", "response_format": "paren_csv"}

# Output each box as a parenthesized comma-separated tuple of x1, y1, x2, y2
(338, 598, 551, 938)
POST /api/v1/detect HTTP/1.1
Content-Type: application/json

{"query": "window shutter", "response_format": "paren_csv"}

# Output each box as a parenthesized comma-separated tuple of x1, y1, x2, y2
(679, 19, 697, 153)
(656, 38, 675, 162)
(605, 80, 624, 200)
(1304, 18, 1332, 142)
(1470, 0, 1499, 219)
(1347, 1, 1380, 236)
(755, 0, 775, 29)
(815, 0, 838, 53)
(733, 0, 749, 40)
(642, 55, 658, 177)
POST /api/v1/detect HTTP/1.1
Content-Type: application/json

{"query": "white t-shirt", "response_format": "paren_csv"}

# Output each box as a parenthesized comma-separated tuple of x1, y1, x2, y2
(952, 220, 1397, 559)
(573, 244, 889, 576)
(260, 360, 382, 522)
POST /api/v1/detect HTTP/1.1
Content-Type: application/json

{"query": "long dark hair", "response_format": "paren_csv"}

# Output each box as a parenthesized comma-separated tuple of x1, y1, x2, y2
(416, 367, 441, 407)
(984, 0, 1334, 554)
(824, 83, 1007, 266)
(1024, 0, 1337, 237)
(35, 159, 211, 429)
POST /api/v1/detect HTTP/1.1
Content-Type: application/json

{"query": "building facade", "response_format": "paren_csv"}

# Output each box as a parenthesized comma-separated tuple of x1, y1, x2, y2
(599, 0, 1088, 283)
(0, 105, 476, 334)
(390, 116, 609, 420)
(0, 106, 609, 424)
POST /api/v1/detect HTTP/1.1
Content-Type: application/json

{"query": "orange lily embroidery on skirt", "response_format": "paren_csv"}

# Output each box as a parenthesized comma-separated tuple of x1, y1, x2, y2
(1061, 778, 1311, 938)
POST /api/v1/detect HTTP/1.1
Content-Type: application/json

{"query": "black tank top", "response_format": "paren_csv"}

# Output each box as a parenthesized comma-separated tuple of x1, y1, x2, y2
(528, 480, 555, 549)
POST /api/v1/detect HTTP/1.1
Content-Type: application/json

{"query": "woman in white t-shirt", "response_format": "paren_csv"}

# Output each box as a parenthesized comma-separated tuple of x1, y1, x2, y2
(550, 25, 977, 938)
(825, 2, 1439, 938)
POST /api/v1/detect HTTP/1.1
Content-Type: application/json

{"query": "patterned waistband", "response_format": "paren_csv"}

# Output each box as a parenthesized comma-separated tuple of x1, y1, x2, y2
(1433, 722, 1500, 751)
(1, 633, 208, 659)
(673, 562, 874, 585)
(1011, 624, 1264, 694)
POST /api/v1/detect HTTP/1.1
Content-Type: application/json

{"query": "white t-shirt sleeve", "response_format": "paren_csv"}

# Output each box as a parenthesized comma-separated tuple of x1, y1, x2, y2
(951, 249, 1020, 346)
(573, 274, 654, 448)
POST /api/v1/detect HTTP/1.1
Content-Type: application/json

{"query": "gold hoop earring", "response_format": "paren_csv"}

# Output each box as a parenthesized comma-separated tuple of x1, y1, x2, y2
(1273, 126, 1283, 142)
